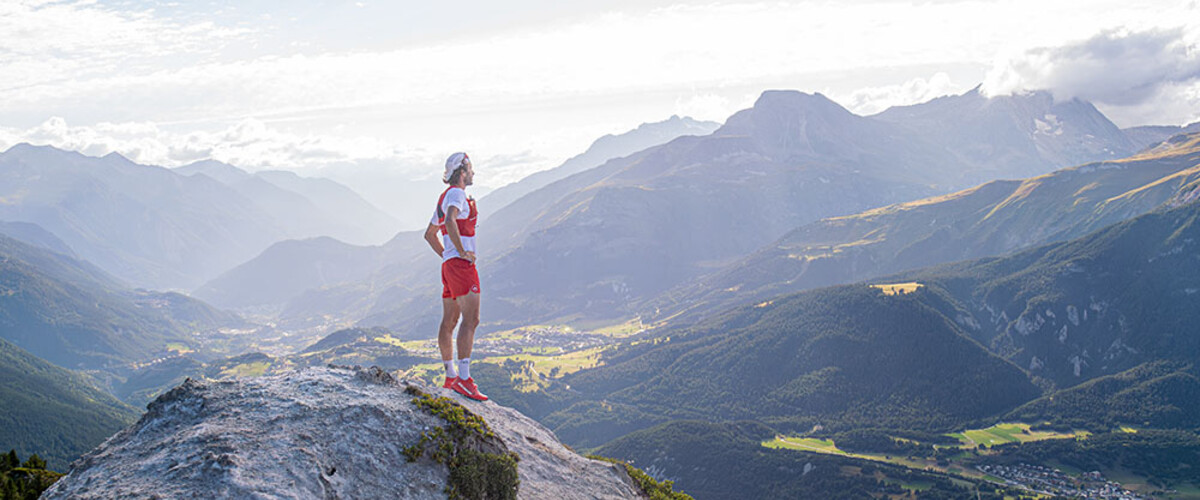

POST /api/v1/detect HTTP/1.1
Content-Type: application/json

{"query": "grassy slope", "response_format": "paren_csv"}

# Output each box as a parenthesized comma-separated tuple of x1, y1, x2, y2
(0, 233, 221, 370)
(647, 132, 1200, 327)
(0, 338, 139, 470)
(908, 199, 1200, 387)
(545, 284, 1040, 449)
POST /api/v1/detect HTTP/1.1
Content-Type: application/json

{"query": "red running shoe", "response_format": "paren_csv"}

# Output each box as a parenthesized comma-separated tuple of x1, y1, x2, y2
(452, 377, 488, 401)
(442, 376, 458, 389)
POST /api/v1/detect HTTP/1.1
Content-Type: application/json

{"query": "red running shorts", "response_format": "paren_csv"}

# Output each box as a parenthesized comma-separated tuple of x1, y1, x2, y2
(441, 258, 481, 299)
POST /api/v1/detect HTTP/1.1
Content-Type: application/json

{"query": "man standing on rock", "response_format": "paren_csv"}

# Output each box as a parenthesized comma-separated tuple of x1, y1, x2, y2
(423, 152, 488, 401)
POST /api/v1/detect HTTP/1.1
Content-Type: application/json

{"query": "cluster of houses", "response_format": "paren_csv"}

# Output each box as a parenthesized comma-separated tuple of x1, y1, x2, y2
(127, 351, 185, 370)
(977, 463, 1143, 499)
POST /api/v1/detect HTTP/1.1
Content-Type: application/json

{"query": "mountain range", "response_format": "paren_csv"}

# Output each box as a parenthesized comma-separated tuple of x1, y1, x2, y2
(192, 115, 722, 321)
(520, 195, 1200, 452)
(6, 86, 1200, 495)
(214, 88, 1164, 337)
(192, 233, 426, 312)
(0, 144, 396, 291)
(474, 89, 1160, 327)
(646, 131, 1200, 324)
(0, 230, 237, 370)
(405, 194, 1193, 500)
(479, 115, 720, 216)
(902, 196, 1200, 386)
(174, 160, 398, 247)
(873, 87, 1137, 183)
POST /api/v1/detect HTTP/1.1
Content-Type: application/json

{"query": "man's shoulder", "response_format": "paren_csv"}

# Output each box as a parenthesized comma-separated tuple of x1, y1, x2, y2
(442, 186, 468, 206)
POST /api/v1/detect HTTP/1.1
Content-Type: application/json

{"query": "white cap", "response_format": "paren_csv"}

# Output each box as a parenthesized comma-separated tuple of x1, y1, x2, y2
(443, 152, 471, 183)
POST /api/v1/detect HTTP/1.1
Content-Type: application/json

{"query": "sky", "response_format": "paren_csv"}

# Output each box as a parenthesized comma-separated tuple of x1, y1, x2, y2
(2, 0, 1199, 228)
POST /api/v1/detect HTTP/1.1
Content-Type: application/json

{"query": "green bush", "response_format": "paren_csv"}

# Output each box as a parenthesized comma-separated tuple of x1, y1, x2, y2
(587, 455, 693, 500)
(402, 386, 520, 500)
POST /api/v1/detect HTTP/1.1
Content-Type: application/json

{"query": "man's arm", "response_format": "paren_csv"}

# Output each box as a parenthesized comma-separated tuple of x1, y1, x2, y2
(443, 205, 476, 263)
(423, 223, 444, 256)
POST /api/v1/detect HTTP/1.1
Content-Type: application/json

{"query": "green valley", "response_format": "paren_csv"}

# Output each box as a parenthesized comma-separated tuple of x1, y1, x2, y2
(486, 196, 1200, 498)
(0, 338, 139, 471)
(764, 423, 1086, 481)
(0, 233, 242, 371)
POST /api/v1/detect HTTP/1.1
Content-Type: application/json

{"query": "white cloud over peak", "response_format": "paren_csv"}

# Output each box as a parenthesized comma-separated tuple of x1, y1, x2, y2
(982, 28, 1200, 106)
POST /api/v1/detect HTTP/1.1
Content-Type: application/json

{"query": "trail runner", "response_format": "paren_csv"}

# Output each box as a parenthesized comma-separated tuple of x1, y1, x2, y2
(423, 152, 488, 401)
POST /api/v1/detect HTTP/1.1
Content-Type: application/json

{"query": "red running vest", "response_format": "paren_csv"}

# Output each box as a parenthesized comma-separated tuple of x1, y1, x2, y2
(436, 186, 477, 237)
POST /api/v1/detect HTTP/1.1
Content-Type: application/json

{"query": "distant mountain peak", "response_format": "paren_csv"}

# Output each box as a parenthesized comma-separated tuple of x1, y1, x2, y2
(874, 85, 1132, 175)
(476, 114, 720, 218)
(99, 150, 139, 167)
(979, 89, 1106, 114)
(175, 159, 252, 183)
(752, 89, 847, 114)
(717, 90, 857, 141)
(2, 142, 73, 158)
(186, 158, 240, 169)
(3, 142, 42, 154)
(631, 115, 715, 134)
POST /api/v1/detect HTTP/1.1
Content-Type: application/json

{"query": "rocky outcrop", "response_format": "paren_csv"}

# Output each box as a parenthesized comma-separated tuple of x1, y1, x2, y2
(42, 366, 644, 499)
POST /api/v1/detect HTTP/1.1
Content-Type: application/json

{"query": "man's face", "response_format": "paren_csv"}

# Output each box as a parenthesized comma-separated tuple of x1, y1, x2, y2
(463, 160, 475, 186)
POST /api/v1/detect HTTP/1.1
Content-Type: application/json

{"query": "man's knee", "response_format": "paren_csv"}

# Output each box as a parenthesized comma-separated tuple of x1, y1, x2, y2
(458, 308, 479, 328)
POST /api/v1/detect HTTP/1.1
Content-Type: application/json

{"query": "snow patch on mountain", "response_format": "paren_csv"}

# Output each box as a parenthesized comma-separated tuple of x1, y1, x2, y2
(1034, 114, 1064, 136)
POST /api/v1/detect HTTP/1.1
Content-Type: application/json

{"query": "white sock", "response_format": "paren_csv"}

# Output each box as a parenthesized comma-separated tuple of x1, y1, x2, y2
(443, 360, 458, 379)
(458, 358, 471, 380)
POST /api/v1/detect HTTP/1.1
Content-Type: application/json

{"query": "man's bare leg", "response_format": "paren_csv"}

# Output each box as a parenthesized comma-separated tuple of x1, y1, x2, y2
(450, 292, 486, 399)
(439, 297, 461, 368)
(455, 292, 480, 360)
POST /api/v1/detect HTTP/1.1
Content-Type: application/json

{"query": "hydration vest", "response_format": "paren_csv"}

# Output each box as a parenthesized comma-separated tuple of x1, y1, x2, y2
(436, 186, 477, 237)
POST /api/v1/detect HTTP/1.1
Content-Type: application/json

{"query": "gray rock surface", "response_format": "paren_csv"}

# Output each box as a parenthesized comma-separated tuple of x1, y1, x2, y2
(42, 366, 644, 499)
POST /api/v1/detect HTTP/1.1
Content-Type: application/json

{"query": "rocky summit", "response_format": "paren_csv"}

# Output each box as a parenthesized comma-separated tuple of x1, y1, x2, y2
(41, 366, 645, 499)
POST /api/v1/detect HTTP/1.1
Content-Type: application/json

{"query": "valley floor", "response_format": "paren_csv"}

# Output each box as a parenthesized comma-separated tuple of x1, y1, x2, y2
(765, 424, 1196, 499)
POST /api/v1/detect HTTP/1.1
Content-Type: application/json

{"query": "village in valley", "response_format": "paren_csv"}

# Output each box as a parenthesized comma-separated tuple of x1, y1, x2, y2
(977, 463, 1145, 499)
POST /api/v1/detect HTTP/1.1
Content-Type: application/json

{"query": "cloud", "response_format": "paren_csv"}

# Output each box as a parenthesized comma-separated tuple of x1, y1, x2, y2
(982, 28, 1200, 106)
(0, 116, 428, 172)
(836, 73, 962, 116)
(5, 1, 1121, 123)
(0, 0, 253, 96)
(1093, 81, 1200, 128)
(4, 0, 1197, 184)
(479, 150, 552, 187)
(674, 93, 734, 123)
